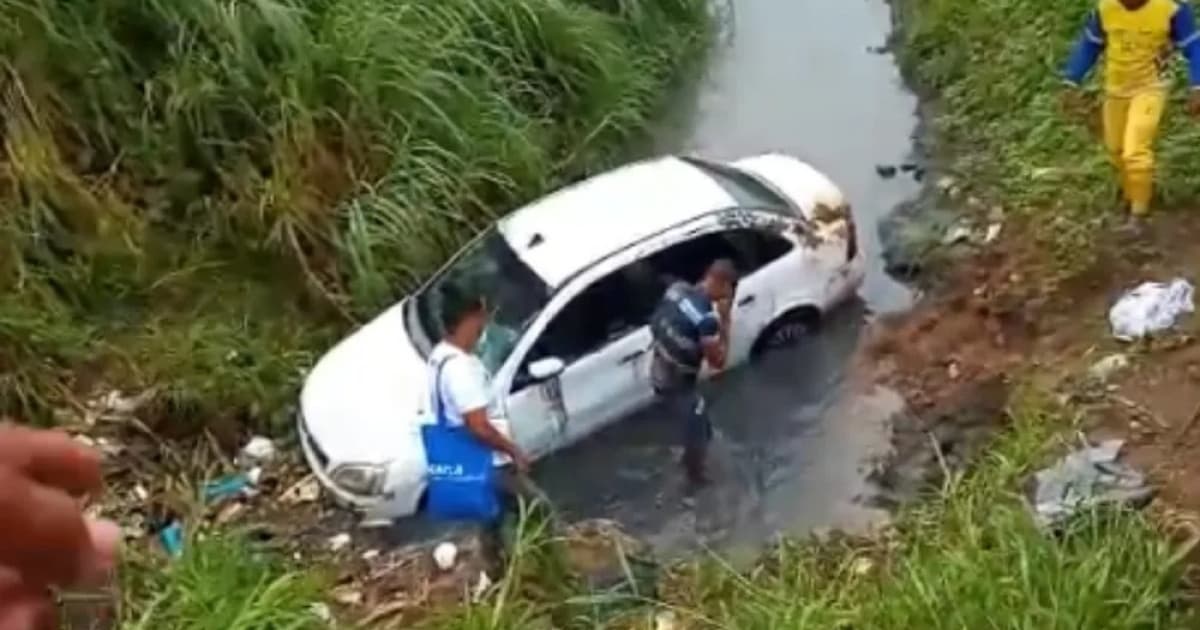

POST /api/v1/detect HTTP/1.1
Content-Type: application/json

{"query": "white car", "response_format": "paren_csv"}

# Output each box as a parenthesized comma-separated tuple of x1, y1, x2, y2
(298, 153, 865, 521)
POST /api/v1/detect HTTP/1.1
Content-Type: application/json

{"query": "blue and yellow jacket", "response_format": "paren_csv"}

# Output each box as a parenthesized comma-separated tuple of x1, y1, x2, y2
(1064, 0, 1200, 96)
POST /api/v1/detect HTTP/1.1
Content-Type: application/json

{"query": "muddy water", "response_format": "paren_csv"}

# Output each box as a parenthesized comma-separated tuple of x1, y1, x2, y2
(532, 0, 922, 558)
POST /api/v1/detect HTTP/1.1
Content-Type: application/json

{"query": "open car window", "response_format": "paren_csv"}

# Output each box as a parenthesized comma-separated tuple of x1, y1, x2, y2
(513, 225, 792, 391)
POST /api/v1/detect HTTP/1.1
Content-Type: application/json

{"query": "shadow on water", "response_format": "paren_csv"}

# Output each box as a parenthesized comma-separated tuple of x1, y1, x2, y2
(533, 0, 923, 558)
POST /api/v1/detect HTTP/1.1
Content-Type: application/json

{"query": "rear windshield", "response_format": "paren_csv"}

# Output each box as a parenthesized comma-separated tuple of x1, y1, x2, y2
(681, 156, 790, 211)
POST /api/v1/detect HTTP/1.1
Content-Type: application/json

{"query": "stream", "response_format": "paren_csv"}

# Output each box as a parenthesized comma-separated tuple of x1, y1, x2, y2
(531, 0, 923, 559)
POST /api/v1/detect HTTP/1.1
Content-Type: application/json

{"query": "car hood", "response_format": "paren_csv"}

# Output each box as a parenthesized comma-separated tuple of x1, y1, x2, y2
(733, 153, 848, 220)
(300, 300, 427, 463)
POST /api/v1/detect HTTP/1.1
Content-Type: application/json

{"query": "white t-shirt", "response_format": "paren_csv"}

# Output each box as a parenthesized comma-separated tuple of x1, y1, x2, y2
(425, 341, 512, 465)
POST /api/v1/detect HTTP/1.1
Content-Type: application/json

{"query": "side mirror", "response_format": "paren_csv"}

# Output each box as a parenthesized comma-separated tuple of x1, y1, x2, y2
(527, 357, 565, 382)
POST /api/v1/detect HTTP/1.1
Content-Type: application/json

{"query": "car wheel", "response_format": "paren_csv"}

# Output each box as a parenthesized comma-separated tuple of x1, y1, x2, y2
(751, 307, 820, 358)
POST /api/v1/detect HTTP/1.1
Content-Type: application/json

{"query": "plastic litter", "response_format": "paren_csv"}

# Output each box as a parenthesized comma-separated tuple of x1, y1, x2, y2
(1109, 279, 1194, 341)
(1030, 438, 1153, 529)
(240, 436, 277, 464)
(158, 521, 184, 558)
(203, 472, 258, 503)
(433, 541, 458, 571)
(328, 533, 352, 552)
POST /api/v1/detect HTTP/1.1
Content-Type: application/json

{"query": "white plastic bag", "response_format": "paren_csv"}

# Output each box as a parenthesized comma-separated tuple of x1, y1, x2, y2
(1109, 278, 1194, 341)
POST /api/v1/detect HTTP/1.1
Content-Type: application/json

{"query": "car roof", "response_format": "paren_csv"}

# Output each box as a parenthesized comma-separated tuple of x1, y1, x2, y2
(497, 156, 736, 288)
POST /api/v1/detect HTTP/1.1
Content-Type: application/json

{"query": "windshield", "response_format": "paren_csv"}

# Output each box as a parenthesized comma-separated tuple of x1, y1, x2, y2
(681, 156, 790, 211)
(410, 230, 550, 374)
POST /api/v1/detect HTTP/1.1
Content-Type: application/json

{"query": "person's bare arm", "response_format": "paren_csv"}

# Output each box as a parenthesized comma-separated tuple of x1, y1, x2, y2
(463, 408, 530, 473)
(701, 299, 732, 371)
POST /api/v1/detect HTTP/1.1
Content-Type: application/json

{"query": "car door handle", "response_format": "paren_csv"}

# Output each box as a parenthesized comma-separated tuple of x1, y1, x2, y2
(737, 295, 756, 307)
(619, 349, 645, 365)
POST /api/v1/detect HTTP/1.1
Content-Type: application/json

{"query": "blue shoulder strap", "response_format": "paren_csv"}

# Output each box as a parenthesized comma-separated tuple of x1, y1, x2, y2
(433, 355, 454, 427)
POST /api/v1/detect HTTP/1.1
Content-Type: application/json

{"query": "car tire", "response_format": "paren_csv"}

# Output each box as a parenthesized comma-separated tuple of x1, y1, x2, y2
(751, 307, 820, 358)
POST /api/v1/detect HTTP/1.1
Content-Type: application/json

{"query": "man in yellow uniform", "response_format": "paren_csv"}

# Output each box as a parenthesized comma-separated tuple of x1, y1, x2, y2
(1063, 0, 1200, 222)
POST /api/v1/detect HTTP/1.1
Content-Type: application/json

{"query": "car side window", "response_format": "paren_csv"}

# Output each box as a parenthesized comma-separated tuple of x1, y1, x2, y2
(646, 227, 791, 284)
(722, 227, 793, 273)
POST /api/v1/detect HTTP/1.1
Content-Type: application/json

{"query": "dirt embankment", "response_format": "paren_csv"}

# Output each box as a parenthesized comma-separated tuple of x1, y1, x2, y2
(860, 208, 1200, 586)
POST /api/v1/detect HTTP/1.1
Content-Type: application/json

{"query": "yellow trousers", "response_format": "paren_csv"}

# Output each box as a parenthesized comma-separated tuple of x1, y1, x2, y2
(1102, 90, 1166, 215)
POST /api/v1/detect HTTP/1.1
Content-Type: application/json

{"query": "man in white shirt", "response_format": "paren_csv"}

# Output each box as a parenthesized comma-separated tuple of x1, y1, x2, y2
(428, 289, 548, 563)
(427, 309, 527, 471)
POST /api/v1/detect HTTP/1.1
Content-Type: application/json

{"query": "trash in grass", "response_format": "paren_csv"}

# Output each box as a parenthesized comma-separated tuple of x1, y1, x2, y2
(280, 475, 321, 505)
(239, 436, 277, 464)
(433, 541, 458, 571)
(203, 471, 259, 503)
(1109, 279, 1195, 341)
(158, 520, 184, 558)
(1029, 438, 1154, 528)
(328, 533, 352, 552)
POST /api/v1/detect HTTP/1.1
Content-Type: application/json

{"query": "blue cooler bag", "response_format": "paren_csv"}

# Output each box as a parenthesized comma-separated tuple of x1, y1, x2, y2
(421, 357, 500, 522)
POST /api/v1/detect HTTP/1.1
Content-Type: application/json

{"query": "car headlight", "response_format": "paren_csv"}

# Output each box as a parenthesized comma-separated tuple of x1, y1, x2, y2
(330, 464, 387, 496)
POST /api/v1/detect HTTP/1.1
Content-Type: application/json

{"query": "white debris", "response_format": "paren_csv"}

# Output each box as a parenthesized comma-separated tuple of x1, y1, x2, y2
(471, 570, 493, 602)
(280, 475, 320, 504)
(942, 223, 973, 245)
(132, 484, 150, 502)
(655, 611, 680, 630)
(1109, 279, 1195, 341)
(1088, 353, 1130, 381)
(361, 549, 380, 561)
(309, 603, 333, 623)
(240, 436, 277, 464)
(1030, 439, 1152, 528)
(851, 557, 875, 576)
(245, 466, 263, 486)
(327, 533, 352, 553)
(947, 362, 961, 380)
(984, 222, 1003, 244)
(72, 434, 97, 448)
(333, 586, 364, 606)
(433, 541, 458, 571)
(935, 175, 958, 196)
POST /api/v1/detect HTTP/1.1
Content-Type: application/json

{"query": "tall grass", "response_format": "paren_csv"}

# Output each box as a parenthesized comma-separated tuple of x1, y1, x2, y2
(0, 0, 710, 425)
(897, 0, 1200, 276)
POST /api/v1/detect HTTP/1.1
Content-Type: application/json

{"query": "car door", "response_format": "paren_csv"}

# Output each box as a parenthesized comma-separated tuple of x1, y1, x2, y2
(639, 223, 795, 369)
(512, 265, 659, 450)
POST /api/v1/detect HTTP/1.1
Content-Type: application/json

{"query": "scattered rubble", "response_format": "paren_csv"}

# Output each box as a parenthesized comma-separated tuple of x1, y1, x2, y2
(328, 533, 352, 553)
(1088, 354, 1131, 382)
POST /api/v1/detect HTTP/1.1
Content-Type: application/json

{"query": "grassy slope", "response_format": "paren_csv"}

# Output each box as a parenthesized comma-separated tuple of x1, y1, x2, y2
(898, 0, 1200, 276)
(0, 0, 710, 430)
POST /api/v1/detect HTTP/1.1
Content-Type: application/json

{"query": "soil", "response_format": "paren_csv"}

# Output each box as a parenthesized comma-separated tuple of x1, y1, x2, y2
(861, 208, 1200, 592)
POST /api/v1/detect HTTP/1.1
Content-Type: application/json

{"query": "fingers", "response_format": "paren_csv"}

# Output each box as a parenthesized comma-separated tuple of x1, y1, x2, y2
(0, 575, 54, 630)
(0, 426, 103, 499)
(0, 469, 101, 587)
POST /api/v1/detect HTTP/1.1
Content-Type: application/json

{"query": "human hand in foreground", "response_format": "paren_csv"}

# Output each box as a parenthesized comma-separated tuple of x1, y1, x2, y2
(0, 425, 119, 630)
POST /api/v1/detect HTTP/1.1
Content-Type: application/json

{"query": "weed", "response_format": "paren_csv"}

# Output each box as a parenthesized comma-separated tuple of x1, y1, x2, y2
(121, 533, 326, 630)
(0, 0, 711, 428)
(897, 0, 1200, 278)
